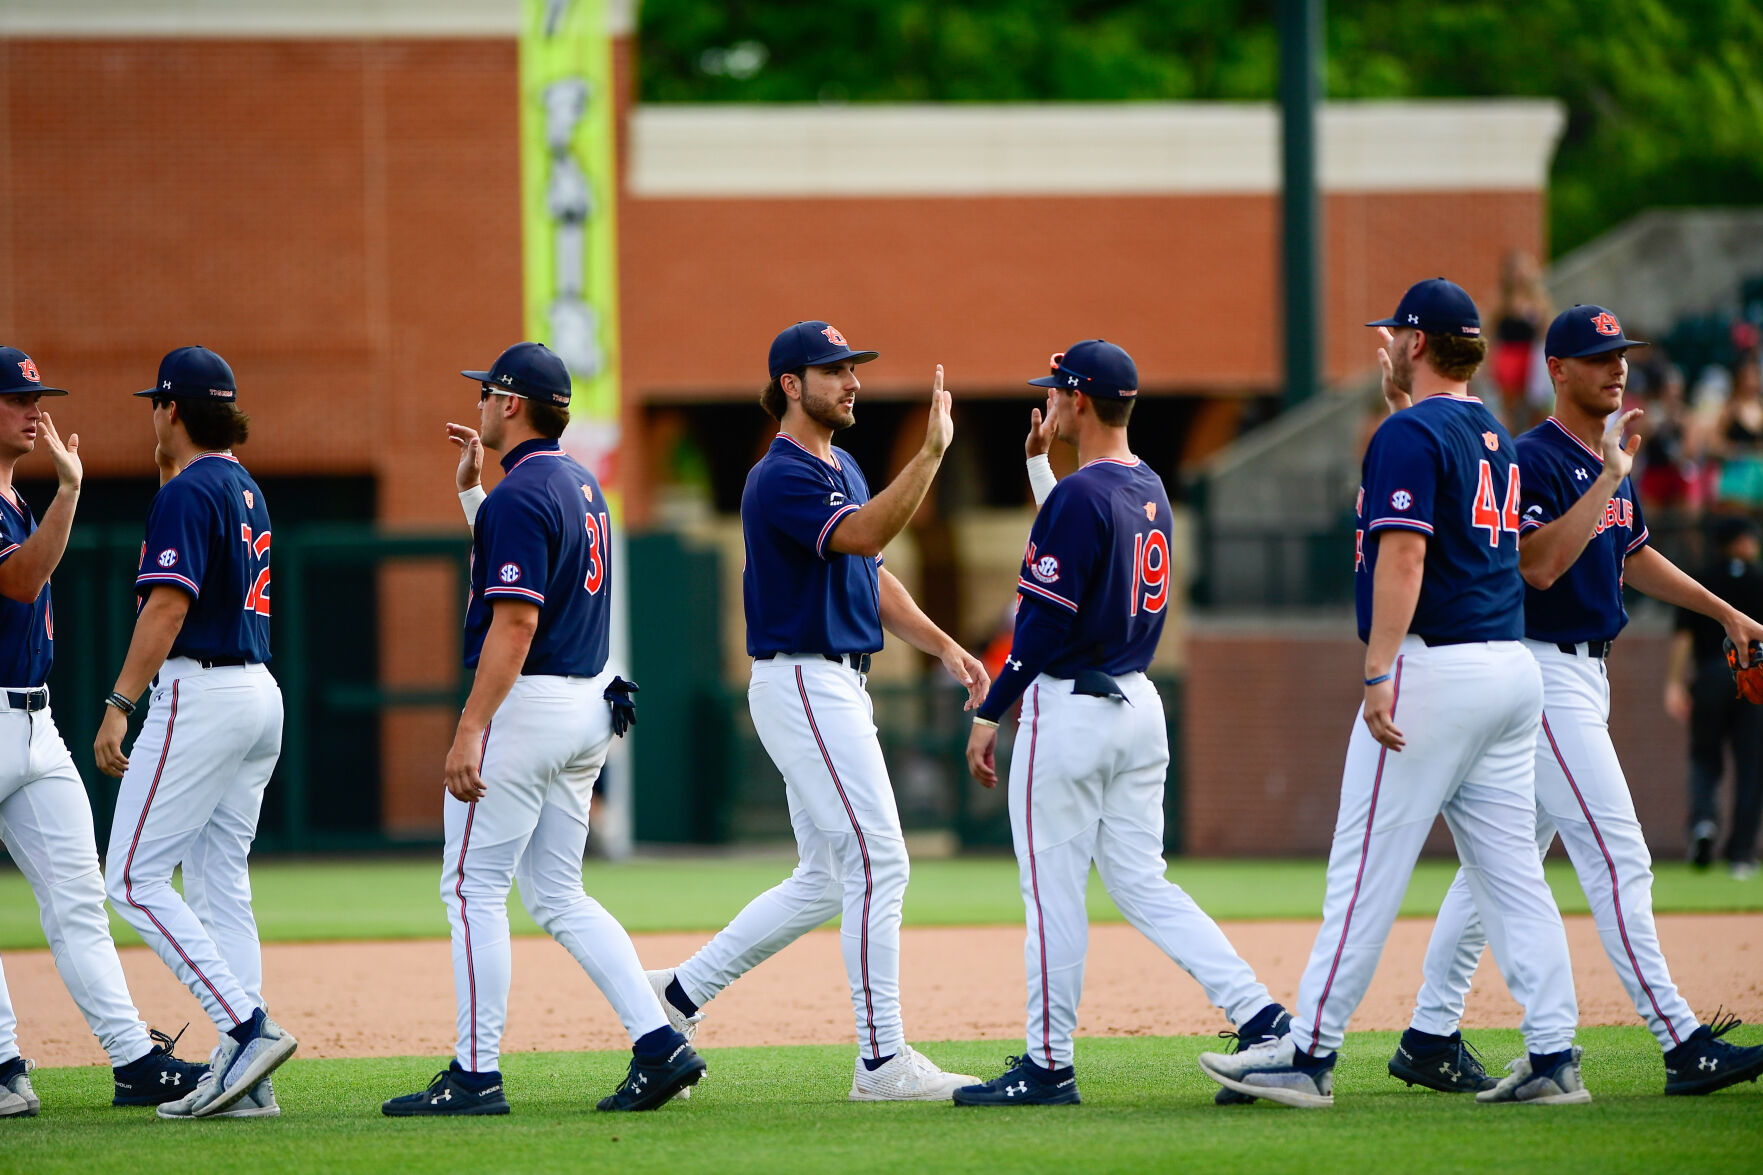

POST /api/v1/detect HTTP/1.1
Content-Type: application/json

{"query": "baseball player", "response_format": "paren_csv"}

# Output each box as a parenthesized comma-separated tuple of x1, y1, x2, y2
(1395, 305, 1763, 1096)
(0, 348, 208, 1117)
(1200, 279, 1586, 1107)
(95, 346, 295, 1119)
(646, 321, 988, 1101)
(382, 342, 703, 1117)
(955, 340, 1289, 1107)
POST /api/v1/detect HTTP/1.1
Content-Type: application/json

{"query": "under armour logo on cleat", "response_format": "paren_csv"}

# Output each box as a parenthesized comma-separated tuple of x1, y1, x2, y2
(434, 1088, 452, 1103)
(160, 1072, 181, 1085)
(1700, 1057, 1719, 1071)
(1005, 1081, 1028, 1097)
(1440, 1064, 1460, 1081)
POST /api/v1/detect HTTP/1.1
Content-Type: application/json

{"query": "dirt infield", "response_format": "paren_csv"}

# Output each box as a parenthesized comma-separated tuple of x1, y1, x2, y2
(9, 913, 1760, 1067)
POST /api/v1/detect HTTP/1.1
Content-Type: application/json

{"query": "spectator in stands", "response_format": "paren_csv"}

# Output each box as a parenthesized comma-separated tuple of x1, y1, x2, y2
(1489, 249, 1553, 432)
(1712, 354, 1763, 513)
(1667, 515, 1763, 878)
(1636, 363, 1706, 519)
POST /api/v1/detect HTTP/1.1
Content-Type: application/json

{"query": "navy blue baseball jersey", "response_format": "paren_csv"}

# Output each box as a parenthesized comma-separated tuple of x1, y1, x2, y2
(464, 438, 611, 677)
(1516, 417, 1649, 643)
(742, 433, 884, 657)
(1354, 396, 1525, 644)
(0, 489, 52, 686)
(136, 453, 273, 664)
(976, 457, 1173, 721)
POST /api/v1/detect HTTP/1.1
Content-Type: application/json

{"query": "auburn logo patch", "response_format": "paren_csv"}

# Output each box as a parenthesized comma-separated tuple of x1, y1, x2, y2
(820, 324, 849, 347)
(1483, 431, 1499, 451)
(1591, 312, 1621, 336)
(17, 358, 40, 383)
(1144, 501, 1157, 522)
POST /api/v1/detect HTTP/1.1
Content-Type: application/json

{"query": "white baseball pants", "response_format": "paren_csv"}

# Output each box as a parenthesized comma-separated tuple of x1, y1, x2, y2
(106, 659, 280, 1035)
(0, 702, 154, 1067)
(1411, 640, 1697, 1050)
(674, 655, 908, 1062)
(1288, 638, 1579, 1057)
(441, 671, 668, 1074)
(1008, 673, 1274, 1069)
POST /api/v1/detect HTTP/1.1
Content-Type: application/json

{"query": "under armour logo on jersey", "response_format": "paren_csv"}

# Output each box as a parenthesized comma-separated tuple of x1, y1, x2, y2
(1144, 501, 1157, 521)
(243, 490, 255, 508)
(1390, 490, 1413, 510)
(157, 548, 179, 568)
(1574, 468, 1588, 481)
(16, 358, 40, 383)
(820, 325, 850, 347)
(499, 563, 521, 583)
(1591, 312, 1622, 336)
(1005, 656, 1023, 672)
(1031, 554, 1061, 584)
(1482, 431, 1498, 451)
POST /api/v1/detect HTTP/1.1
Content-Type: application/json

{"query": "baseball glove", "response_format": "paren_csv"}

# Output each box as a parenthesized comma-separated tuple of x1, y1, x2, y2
(1723, 637, 1763, 703)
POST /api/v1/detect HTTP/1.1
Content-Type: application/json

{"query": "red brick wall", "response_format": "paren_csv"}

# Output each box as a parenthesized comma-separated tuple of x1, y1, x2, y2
(1184, 629, 1691, 858)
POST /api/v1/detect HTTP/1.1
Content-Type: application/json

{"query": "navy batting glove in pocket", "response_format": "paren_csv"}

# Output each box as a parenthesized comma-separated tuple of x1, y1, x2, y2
(604, 676, 640, 737)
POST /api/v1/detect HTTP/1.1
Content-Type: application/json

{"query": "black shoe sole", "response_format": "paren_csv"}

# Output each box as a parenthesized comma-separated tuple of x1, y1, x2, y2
(1214, 1086, 1258, 1105)
(1665, 1056, 1763, 1096)
(952, 1087, 1081, 1106)
(597, 1056, 706, 1112)
(1388, 1055, 1496, 1094)
(382, 1098, 510, 1117)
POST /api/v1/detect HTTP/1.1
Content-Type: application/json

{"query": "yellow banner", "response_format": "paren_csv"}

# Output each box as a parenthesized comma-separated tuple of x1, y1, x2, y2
(519, 0, 621, 488)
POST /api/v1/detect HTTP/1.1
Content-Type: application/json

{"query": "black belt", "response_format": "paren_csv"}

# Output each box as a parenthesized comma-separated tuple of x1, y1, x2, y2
(1417, 634, 1483, 648)
(755, 651, 874, 674)
(183, 655, 251, 669)
(3, 687, 48, 712)
(1556, 640, 1612, 659)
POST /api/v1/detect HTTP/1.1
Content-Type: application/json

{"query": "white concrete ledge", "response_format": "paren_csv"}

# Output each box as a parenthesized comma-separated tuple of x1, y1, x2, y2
(629, 100, 1565, 198)
(0, 0, 636, 38)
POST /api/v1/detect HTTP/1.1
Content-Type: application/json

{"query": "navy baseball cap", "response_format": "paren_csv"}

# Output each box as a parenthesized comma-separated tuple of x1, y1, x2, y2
(461, 341, 572, 407)
(1027, 339, 1139, 399)
(0, 347, 67, 397)
(767, 321, 879, 380)
(1366, 278, 1482, 338)
(135, 346, 237, 402)
(1545, 305, 1647, 360)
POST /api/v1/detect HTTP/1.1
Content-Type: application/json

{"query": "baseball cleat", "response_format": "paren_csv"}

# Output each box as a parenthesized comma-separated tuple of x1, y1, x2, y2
(1388, 1029, 1498, 1093)
(1198, 1035, 1334, 1109)
(1664, 1011, 1763, 1095)
(1213, 1003, 1292, 1106)
(1689, 821, 1717, 869)
(159, 1055, 280, 1120)
(190, 1009, 297, 1118)
(0, 1057, 37, 1118)
(112, 1027, 210, 1107)
(849, 1044, 977, 1102)
(596, 1041, 706, 1111)
(382, 1064, 510, 1117)
(1476, 1046, 1591, 1105)
(952, 1056, 1080, 1106)
(645, 969, 702, 1100)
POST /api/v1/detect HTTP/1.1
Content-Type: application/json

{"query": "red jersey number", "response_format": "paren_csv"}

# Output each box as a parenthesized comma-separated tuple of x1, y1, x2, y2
(1471, 460, 1521, 548)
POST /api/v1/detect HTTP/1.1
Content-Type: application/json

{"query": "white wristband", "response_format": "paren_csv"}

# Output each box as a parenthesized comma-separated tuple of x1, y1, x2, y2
(1026, 454, 1057, 506)
(972, 715, 1000, 729)
(459, 485, 487, 527)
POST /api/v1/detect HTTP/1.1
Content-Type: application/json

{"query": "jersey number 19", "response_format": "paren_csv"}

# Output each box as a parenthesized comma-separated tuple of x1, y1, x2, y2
(1130, 530, 1170, 616)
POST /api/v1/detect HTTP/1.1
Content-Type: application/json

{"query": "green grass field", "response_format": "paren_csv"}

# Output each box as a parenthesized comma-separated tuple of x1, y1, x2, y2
(1, 855, 1757, 950)
(4, 1028, 1758, 1174)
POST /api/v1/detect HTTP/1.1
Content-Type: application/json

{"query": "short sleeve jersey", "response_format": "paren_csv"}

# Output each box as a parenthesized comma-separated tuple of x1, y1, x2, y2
(1015, 458, 1173, 677)
(0, 490, 52, 686)
(742, 433, 884, 657)
(1516, 417, 1649, 644)
(1354, 396, 1525, 644)
(464, 438, 611, 677)
(135, 453, 273, 663)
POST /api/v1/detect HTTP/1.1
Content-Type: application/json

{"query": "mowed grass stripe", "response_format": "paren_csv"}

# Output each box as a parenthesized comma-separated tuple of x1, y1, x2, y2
(3, 1028, 1757, 1174)
(0, 856, 1757, 950)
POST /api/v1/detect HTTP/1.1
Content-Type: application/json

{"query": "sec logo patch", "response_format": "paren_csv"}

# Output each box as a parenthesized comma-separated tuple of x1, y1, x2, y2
(1031, 554, 1061, 584)
(157, 549, 179, 568)
(499, 563, 521, 584)
(1390, 490, 1413, 511)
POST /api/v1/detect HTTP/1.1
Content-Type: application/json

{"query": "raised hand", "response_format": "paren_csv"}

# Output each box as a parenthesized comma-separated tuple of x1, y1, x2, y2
(922, 364, 953, 460)
(1376, 327, 1412, 414)
(1025, 390, 1057, 459)
(447, 422, 485, 492)
(1602, 407, 1644, 481)
(36, 411, 81, 491)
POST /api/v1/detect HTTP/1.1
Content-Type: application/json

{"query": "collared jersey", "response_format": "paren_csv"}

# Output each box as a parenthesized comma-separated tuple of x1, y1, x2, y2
(1517, 417, 1649, 643)
(1014, 457, 1174, 677)
(465, 437, 611, 677)
(136, 452, 273, 664)
(1355, 396, 1525, 644)
(0, 488, 52, 686)
(742, 433, 884, 657)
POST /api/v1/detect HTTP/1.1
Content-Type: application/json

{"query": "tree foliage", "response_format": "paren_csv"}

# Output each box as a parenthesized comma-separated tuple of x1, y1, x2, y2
(637, 0, 1763, 255)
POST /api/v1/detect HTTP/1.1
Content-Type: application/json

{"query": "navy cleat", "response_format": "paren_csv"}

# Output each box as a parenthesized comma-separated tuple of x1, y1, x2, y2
(1388, 1028, 1498, 1093)
(382, 1063, 510, 1116)
(596, 1041, 705, 1111)
(1664, 1011, 1763, 1096)
(952, 1056, 1081, 1106)
(1214, 1003, 1291, 1106)
(112, 1026, 211, 1107)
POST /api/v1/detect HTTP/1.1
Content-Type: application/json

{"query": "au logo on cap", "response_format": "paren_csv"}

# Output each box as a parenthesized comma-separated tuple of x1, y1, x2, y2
(1592, 312, 1621, 336)
(820, 325, 849, 347)
(17, 359, 40, 383)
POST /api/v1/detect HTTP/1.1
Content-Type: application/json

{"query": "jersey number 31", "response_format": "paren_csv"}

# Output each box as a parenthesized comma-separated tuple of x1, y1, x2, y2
(1472, 459, 1521, 548)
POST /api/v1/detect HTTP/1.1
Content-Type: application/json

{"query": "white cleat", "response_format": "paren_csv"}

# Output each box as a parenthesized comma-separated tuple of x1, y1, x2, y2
(159, 1056, 279, 1120)
(1198, 1035, 1335, 1109)
(190, 1012, 298, 1118)
(646, 969, 703, 1100)
(849, 1044, 979, 1102)
(1, 1058, 38, 1118)
(1476, 1047, 1592, 1105)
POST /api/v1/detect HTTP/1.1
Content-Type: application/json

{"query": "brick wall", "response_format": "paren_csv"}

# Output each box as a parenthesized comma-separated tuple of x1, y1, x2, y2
(1184, 625, 1692, 858)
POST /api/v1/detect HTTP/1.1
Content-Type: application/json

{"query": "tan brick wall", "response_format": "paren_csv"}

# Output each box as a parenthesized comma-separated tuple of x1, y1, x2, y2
(1184, 627, 1690, 858)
